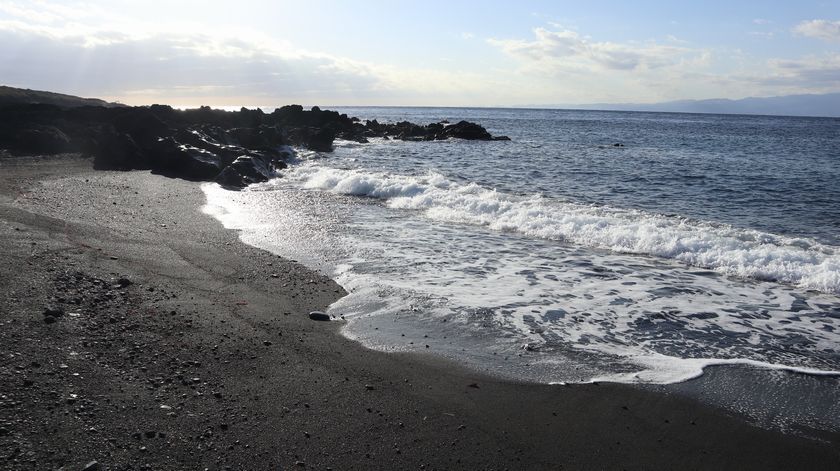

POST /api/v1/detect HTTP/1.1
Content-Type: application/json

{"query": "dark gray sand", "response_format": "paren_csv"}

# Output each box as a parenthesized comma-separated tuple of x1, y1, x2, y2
(1, 155, 838, 470)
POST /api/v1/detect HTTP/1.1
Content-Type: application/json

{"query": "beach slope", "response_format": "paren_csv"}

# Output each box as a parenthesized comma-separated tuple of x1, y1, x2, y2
(0, 155, 838, 470)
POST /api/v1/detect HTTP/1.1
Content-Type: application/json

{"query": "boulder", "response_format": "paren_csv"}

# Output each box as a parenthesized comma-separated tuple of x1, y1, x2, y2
(308, 311, 331, 321)
(286, 126, 336, 152)
(174, 128, 247, 165)
(215, 155, 277, 188)
(436, 120, 493, 140)
(91, 126, 147, 170)
(150, 137, 222, 180)
(14, 125, 72, 154)
(113, 109, 171, 147)
(82, 461, 102, 471)
(228, 125, 286, 150)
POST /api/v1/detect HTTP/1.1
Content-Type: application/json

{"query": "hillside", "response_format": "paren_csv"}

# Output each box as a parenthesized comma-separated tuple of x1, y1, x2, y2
(552, 93, 840, 118)
(0, 85, 124, 108)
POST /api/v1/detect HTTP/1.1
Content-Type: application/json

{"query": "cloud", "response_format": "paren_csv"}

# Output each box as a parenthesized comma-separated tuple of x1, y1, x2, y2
(0, 24, 359, 100)
(0, 16, 499, 106)
(704, 53, 840, 98)
(793, 19, 840, 42)
(0, 1, 106, 24)
(484, 25, 840, 103)
(748, 31, 775, 39)
(488, 28, 698, 74)
(2, 1, 838, 107)
(762, 54, 840, 88)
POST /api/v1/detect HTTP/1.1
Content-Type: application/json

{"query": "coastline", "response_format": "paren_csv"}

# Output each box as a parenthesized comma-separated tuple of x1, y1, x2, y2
(1, 155, 838, 470)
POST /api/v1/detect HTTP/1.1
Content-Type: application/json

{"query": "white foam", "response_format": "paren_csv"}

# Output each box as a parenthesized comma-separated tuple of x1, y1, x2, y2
(284, 164, 840, 294)
(200, 173, 840, 386)
(584, 355, 840, 385)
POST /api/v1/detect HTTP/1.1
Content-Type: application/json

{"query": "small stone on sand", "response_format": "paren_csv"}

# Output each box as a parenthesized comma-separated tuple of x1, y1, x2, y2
(308, 311, 330, 321)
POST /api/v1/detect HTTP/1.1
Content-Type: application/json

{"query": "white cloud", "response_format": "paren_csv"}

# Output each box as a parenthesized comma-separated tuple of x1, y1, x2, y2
(747, 31, 775, 39)
(762, 54, 840, 88)
(703, 53, 840, 98)
(0, 1, 105, 24)
(0, 15, 501, 106)
(488, 28, 698, 74)
(1, 1, 839, 107)
(484, 26, 840, 103)
(793, 19, 840, 42)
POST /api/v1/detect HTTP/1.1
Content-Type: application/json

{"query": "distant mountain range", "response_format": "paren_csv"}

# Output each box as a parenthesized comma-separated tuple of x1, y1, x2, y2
(4, 85, 839, 118)
(0, 85, 124, 108)
(541, 93, 840, 118)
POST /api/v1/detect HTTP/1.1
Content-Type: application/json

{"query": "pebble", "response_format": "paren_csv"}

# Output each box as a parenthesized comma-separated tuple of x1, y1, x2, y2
(82, 461, 102, 471)
(308, 311, 330, 321)
(42, 305, 64, 318)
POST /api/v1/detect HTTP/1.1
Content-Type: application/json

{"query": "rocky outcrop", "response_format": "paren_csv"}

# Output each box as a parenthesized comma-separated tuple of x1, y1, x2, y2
(0, 102, 510, 188)
(215, 155, 288, 189)
(14, 125, 73, 154)
(360, 119, 510, 142)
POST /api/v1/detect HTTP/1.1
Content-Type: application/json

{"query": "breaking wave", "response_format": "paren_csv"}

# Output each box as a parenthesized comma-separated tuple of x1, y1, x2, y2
(286, 164, 840, 294)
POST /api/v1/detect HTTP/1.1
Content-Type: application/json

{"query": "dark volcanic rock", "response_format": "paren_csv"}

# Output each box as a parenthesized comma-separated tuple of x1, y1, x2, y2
(43, 305, 64, 318)
(15, 125, 72, 154)
(0, 101, 509, 189)
(150, 137, 223, 180)
(117, 277, 132, 287)
(308, 311, 331, 321)
(228, 125, 285, 151)
(82, 460, 103, 471)
(437, 120, 492, 140)
(362, 118, 508, 142)
(215, 154, 286, 189)
(114, 108, 171, 146)
(91, 126, 147, 170)
(286, 126, 336, 152)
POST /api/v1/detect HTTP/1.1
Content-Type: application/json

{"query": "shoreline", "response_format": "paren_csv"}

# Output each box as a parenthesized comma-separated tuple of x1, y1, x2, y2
(1, 155, 838, 469)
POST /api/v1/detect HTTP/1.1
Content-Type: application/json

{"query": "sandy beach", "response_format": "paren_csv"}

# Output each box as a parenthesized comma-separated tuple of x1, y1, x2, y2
(1, 154, 838, 470)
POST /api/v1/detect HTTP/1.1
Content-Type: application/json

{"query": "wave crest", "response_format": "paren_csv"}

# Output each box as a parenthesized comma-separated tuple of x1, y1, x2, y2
(286, 165, 840, 294)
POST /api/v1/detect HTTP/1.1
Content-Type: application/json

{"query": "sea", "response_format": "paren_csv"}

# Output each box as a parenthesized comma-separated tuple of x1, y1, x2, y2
(202, 107, 840, 434)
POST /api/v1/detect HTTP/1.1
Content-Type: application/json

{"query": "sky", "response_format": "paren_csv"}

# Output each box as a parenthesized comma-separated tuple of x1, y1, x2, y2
(1, 0, 839, 107)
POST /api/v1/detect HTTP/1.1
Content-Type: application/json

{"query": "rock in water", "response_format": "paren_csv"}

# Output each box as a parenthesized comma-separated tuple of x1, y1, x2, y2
(437, 120, 493, 140)
(308, 311, 330, 321)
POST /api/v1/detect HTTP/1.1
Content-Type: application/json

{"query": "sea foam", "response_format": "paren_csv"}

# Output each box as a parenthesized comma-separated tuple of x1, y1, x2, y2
(287, 164, 840, 295)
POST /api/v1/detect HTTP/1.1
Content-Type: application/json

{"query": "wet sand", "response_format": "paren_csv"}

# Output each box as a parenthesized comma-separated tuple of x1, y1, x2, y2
(1, 154, 838, 470)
